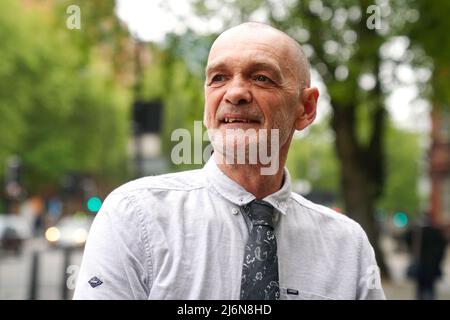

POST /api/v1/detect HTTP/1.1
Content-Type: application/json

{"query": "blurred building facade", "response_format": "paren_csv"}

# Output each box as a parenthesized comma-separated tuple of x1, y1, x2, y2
(430, 108, 450, 225)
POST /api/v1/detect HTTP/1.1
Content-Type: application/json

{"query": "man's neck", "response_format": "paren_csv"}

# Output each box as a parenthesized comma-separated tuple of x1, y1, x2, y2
(214, 153, 286, 200)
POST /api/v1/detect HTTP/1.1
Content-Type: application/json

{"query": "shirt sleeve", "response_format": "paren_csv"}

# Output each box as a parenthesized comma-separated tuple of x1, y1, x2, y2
(73, 192, 151, 300)
(356, 225, 386, 300)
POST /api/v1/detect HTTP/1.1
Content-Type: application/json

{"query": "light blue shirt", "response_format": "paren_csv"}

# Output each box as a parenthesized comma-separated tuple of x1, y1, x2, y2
(73, 159, 385, 300)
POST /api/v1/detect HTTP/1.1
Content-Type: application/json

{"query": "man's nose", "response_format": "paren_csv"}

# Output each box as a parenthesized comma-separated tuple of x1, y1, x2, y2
(223, 77, 252, 105)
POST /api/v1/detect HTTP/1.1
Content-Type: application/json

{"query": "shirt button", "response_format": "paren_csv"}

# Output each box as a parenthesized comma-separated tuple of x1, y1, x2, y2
(232, 208, 239, 215)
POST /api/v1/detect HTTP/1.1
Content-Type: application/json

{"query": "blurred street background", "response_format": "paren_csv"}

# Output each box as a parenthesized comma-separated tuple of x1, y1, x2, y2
(1, 0, 450, 299)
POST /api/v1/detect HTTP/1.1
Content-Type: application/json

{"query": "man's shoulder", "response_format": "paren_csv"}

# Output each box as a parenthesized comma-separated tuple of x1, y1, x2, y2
(290, 192, 364, 234)
(110, 168, 207, 197)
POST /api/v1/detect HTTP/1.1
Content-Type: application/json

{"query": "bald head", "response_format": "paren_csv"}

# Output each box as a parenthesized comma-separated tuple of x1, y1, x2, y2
(209, 22, 311, 89)
(204, 22, 320, 165)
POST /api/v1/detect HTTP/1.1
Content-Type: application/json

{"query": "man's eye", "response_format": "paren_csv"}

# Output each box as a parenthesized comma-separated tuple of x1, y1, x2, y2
(211, 75, 225, 82)
(255, 75, 271, 83)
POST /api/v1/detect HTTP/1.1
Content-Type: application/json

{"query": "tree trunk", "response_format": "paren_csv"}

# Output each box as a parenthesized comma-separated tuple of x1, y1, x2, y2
(331, 102, 389, 278)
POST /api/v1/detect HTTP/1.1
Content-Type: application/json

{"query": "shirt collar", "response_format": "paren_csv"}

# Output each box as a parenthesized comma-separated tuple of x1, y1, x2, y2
(204, 158, 292, 215)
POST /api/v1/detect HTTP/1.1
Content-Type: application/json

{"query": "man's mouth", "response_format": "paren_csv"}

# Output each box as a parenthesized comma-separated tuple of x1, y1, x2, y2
(220, 116, 261, 125)
(223, 117, 256, 124)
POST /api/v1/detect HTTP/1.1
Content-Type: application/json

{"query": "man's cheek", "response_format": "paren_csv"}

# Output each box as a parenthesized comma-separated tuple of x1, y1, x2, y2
(203, 108, 215, 128)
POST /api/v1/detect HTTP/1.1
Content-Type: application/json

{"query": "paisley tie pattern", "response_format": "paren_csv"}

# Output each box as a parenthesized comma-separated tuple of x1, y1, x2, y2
(240, 200, 279, 300)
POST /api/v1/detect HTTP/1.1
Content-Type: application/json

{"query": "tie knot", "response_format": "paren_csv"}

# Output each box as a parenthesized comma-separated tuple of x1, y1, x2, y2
(247, 200, 275, 229)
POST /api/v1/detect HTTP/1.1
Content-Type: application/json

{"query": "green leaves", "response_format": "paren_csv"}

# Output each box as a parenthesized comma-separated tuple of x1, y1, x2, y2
(409, 0, 450, 106)
(0, 0, 129, 193)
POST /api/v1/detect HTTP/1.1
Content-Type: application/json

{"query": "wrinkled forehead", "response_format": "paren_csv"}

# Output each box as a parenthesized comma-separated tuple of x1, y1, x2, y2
(207, 27, 294, 64)
(206, 26, 307, 86)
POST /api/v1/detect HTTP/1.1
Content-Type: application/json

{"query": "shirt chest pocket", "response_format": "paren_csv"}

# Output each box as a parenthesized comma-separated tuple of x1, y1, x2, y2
(280, 287, 336, 300)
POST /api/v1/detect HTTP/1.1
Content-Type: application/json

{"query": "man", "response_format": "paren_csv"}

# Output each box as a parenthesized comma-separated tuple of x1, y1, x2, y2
(405, 215, 447, 300)
(74, 22, 385, 300)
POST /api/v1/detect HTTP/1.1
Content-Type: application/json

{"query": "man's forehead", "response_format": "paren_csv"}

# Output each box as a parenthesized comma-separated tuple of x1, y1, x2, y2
(207, 30, 292, 69)
(207, 43, 282, 64)
(209, 26, 291, 56)
(206, 23, 311, 87)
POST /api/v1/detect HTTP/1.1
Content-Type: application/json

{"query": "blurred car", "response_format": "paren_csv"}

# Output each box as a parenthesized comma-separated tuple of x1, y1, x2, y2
(45, 214, 94, 248)
(0, 214, 32, 254)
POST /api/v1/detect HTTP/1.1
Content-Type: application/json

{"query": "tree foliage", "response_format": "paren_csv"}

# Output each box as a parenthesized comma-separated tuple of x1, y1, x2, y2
(140, 32, 213, 172)
(0, 0, 130, 195)
(408, 0, 450, 106)
(287, 120, 422, 215)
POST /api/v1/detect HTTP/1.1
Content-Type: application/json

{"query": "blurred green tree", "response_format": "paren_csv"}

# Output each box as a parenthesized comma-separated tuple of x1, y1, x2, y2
(54, 0, 133, 83)
(378, 124, 421, 216)
(286, 122, 340, 195)
(0, 0, 34, 171)
(408, 0, 450, 106)
(0, 0, 130, 198)
(140, 32, 213, 172)
(287, 119, 422, 217)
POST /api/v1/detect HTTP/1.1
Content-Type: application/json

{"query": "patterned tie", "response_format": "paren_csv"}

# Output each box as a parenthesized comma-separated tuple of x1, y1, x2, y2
(240, 200, 280, 300)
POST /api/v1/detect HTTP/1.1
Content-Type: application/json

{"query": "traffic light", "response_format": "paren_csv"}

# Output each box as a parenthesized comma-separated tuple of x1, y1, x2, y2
(86, 196, 102, 213)
(393, 212, 408, 228)
(4, 155, 23, 199)
(133, 100, 163, 134)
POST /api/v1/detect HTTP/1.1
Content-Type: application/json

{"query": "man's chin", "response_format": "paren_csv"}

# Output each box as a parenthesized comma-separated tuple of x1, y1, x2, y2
(212, 140, 263, 164)
(208, 126, 279, 164)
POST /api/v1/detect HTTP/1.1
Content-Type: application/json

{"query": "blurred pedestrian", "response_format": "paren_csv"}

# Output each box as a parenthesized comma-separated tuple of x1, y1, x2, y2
(46, 196, 63, 226)
(19, 195, 45, 237)
(405, 214, 448, 300)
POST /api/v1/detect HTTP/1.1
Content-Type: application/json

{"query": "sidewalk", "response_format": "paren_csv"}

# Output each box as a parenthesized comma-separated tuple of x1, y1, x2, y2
(383, 279, 450, 300)
(381, 235, 450, 300)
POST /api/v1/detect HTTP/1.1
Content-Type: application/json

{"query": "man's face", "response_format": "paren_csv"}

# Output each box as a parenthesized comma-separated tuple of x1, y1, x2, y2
(204, 27, 305, 159)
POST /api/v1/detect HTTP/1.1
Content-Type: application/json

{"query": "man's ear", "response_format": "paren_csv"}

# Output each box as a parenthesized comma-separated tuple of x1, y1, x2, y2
(295, 87, 319, 130)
